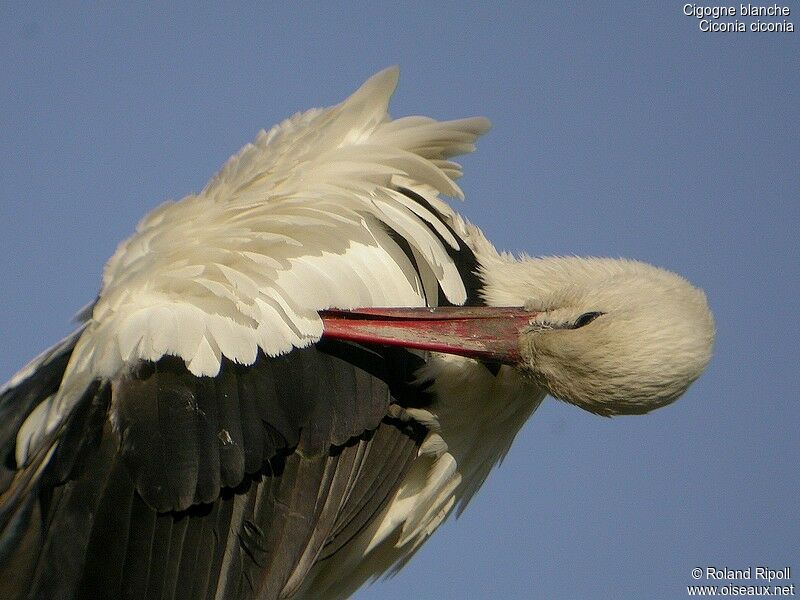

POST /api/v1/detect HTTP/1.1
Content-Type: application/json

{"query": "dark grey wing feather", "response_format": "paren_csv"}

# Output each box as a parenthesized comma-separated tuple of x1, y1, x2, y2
(215, 367, 246, 488)
(0, 327, 85, 466)
(112, 347, 394, 513)
(0, 328, 88, 589)
(320, 417, 425, 561)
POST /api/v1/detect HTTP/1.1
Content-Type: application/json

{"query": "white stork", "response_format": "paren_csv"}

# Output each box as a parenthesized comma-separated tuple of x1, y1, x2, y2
(0, 68, 714, 599)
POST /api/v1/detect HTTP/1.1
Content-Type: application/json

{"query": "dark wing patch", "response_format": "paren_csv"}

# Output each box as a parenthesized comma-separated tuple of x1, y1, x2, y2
(113, 347, 394, 512)
(3, 345, 428, 600)
(23, 420, 422, 600)
(0, 327, 84, 468)
(0, 328, 88, 587)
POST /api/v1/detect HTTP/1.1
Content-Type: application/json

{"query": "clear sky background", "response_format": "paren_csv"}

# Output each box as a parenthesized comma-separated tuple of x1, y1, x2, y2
(1, 4, 797, 599)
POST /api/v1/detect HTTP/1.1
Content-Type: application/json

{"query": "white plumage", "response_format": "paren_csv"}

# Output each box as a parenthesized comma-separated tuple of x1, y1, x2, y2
(1, 68, 714, 600)
(18, 68, 490, 466)
(91, 68, 486, 378)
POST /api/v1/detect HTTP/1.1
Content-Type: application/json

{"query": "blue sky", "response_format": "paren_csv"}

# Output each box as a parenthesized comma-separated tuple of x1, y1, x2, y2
(1, 4, 797, 599)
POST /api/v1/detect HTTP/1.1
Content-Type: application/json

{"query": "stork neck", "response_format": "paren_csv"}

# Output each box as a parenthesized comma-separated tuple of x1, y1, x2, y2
(478, 255, 631, 307)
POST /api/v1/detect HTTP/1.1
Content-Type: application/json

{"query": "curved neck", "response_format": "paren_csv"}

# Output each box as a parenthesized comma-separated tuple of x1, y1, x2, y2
(478, 255, 632, 307)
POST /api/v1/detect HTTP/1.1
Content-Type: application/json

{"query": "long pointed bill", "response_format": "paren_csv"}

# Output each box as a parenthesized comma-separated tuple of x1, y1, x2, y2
(319, 306, 535, 365)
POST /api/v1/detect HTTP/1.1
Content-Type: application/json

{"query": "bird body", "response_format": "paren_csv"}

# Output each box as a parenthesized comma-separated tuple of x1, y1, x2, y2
(0, 68, 713, 599)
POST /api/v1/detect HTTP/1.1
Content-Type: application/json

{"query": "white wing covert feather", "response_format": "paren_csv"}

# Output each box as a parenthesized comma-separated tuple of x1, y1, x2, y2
(17, 67, 491, 463)
(89, 67, 490, 379)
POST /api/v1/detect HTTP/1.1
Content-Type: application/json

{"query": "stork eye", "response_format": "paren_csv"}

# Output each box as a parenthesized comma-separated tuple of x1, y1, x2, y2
(573, 311, 603, 328)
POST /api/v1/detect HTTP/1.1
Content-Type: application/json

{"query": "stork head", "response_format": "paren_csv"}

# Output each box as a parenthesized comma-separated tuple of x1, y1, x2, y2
(508, 257, 715, 415)
(320, 256, 714, 417)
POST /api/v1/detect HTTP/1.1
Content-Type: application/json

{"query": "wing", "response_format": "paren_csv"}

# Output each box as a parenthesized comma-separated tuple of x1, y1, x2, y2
(14, 67, 489, 464)
(87, 67, 491, 380)
(1, 68, 493, 599)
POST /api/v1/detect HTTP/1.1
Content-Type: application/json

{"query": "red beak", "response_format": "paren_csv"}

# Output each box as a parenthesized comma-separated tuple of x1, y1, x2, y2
(319, 306, 535, 365)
